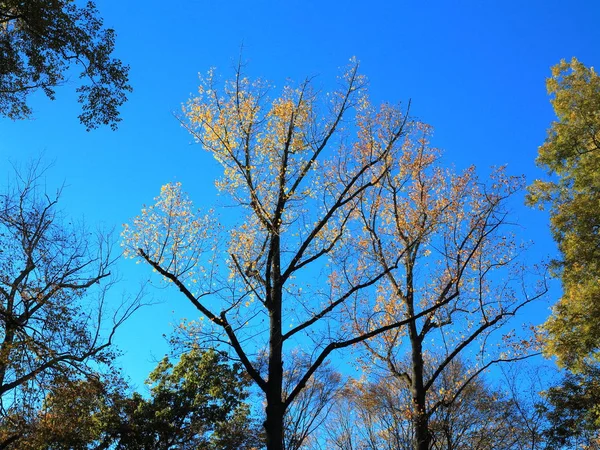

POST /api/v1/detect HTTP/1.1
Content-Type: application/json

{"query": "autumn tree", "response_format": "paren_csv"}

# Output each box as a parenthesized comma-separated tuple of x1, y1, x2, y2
(123, 60, 432, 450)
(351, 136, 547, 449)
(0, 163, 138, 448)
(0, 0, 131, 129)
(527, 58, 600, 370)
(0, 371, 129, 449)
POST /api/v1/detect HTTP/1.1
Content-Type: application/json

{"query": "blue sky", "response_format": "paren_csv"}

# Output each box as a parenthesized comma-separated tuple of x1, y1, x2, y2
(1, 0, 599, 389)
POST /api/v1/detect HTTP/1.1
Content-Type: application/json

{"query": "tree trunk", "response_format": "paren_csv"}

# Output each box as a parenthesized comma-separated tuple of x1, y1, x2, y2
(264, 391, 285, 450)
(264, 304, 285, 450)
(0, 325, 16, 394)
(264, 234, 285, 450)
(413, 403, 430, 450)
(410, 335, 430, 450)
(406, 258, 430, 450)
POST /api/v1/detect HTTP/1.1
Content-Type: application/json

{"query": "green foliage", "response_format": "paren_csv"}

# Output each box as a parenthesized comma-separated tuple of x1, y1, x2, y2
(540, 364, 600, 448)
(0, 349, 262, 449)
(527, 58, 600, 369)
(121, 348, 261, 450)
(0, 0, 131, 130)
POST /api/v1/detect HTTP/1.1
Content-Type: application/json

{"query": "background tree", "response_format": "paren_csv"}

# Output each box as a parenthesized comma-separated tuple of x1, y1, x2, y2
(281, 355, 341, 450)
(0, 0, 131, 129)
(353, 138, 547, 449)
(317, 376, 416, 450)
(118, 348, 261, 450)
(315, 361, 548, 450)
(0, 348, 261, 450)
(495, 363, 552, 450)
(0, 163, 139, 448)
(539, 363, 600, 449)
(527, 57, 600, 370)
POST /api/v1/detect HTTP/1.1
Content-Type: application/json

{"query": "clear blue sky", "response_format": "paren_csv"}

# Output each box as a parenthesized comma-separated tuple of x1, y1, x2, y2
(1, 0, 598, 389)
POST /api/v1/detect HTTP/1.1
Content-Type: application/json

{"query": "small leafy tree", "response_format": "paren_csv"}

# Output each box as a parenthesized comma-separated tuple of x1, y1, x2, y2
(0, 0, 131, 129)
(120, 348, 261, 450)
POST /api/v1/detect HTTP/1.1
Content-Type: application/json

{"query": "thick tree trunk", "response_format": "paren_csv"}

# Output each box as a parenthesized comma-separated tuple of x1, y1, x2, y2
(264, 391, 285, 450)
(410, 334, 430, 450)
(264, 304, 285, 450)
(264, 234, 286, 450)
(406, 259, 431, 450)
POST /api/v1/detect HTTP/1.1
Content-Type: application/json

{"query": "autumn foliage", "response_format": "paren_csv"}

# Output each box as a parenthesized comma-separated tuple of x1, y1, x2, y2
(122, 59, 546, 450)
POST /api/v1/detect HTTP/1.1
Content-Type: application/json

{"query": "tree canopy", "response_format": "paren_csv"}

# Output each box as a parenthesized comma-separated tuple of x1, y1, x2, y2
(0, 0, 131, 130)
(123, 60, 545, 450)
(527, 58, 600, 369)
(1, 348, 261, 449)
(540, 363, 600, 448)
(0, 163, 139, 448)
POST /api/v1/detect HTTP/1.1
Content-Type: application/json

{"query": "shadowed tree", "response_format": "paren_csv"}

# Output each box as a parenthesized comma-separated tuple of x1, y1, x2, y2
(0, 371, 129, 450)
(0, 163, 139, 448)
(540, 363, 600, 448)
(0, 0, 131, 129)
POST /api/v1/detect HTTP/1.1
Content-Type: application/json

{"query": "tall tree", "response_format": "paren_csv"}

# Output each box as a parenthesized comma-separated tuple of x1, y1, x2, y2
(0, 0, 131, 129)
(527, 58, 600, 370)
(123, 60, 422, 450)
(123, 60, 544, 449)
(353, 141, 546, 449)
(0, 163, 138, 447)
